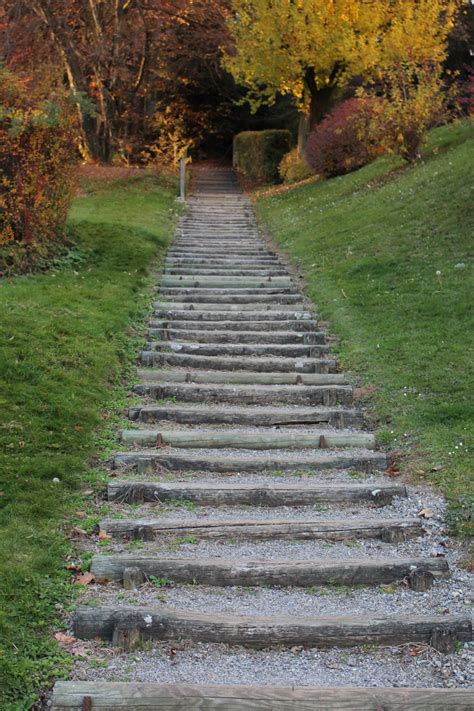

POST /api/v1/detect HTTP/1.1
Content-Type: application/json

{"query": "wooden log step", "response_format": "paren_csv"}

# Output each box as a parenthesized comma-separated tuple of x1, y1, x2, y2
(164, 268, 288, 276)
(160, 276, 293, 289)
(147, 342, 330, 359)
(166, 256, 281, 265)
(149, 318, 319, 332)
(173, 239, 264, 248)
(166, 253, 275, 260)
(107, 480, 405, 506)
(153, 309, 315, 321)
(147, 328, 326, 345)
(133, 383, 352, 406)
(113, 449, 386, 474)
(102, 515, 412, 543)
(91, 554, 447, 587)
(136, 370, 342, 386)
(72, 607, 471, 650)
(129, 403, 360, 428)
(157, 286, 301, 303)
(120, 429, 375, 450)
(50, 681, 474, 711)
(154, 302, 309, 312)
(157, 290, 300, 302)
(139, 352, 337, 373)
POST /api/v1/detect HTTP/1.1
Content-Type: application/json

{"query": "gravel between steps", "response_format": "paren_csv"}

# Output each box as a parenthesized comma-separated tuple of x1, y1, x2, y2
(70, 640, 474, 689)
(101, 486, 447, 525)
(80, 574, 473, 619)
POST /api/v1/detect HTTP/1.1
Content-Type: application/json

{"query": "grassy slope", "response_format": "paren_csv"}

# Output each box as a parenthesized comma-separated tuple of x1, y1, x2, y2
(0, 173, 179, 708)
(257, 122, 474, 535)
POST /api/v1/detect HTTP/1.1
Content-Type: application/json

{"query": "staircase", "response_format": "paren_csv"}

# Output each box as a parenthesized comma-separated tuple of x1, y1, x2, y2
(52, 167, 472, 710)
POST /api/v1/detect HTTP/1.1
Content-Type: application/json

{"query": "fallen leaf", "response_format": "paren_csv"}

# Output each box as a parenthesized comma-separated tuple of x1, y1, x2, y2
(385, 465, 401, 477)
(70, 526, 88, 538)
(66, 563, 82, 572)
(70, 643, 89, 657)
(98, 529, 112, 541)
(54, 632, 76, 645)
(418, 508, 434, 519)
(75, 572, 95, 585)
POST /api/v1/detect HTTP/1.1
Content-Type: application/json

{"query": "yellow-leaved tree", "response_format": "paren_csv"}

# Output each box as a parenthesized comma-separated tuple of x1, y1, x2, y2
(224, 0, 459, 148)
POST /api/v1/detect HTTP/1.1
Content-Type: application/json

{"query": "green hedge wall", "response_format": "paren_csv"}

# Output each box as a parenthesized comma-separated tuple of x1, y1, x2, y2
(233, 129, 291, 183)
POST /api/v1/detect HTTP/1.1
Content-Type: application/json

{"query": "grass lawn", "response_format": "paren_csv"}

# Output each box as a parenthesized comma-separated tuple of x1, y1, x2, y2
(256, 121, 474, 536)
(0, 171, 179, 708)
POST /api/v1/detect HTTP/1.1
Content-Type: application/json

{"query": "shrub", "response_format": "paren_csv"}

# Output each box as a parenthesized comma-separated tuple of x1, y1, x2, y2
(278, 148, 314, 183)
(305, 98, 383, 178)
(233, 129, 291, 183)
(0, 69, 78, 272)
(360, 62, 452, 163)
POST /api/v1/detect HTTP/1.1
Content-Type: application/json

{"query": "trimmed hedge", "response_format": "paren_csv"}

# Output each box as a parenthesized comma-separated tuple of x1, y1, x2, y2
(233, 129, 291, 183)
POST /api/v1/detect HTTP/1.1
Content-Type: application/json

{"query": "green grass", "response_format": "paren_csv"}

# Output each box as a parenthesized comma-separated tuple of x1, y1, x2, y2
(0, 172, 180, 708)
(257, 121, 474, 536)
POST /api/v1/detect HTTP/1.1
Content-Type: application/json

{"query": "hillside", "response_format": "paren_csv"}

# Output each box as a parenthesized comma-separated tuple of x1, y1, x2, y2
(256, 121, 474, 535)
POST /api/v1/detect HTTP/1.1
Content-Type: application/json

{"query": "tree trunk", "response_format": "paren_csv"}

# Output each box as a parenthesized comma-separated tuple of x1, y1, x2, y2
(297, 67, 338, 156)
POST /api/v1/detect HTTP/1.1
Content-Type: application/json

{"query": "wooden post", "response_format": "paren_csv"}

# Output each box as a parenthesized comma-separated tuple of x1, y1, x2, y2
(179, 150, 187, 201)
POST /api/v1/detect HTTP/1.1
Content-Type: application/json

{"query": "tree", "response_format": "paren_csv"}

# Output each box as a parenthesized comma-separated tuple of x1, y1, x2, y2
(224, 0, 460, 149)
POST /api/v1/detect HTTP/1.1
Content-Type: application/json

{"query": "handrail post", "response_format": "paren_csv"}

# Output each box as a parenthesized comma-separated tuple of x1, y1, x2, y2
(179, 149, 187, 201)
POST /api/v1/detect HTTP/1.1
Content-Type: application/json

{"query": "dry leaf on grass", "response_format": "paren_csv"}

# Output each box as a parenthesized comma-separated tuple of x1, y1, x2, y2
(75, 572, 95, 585)
(54, 632, 76, 646)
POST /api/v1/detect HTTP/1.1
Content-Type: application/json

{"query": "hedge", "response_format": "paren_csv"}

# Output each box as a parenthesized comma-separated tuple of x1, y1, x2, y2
(233, 129, 291, 183)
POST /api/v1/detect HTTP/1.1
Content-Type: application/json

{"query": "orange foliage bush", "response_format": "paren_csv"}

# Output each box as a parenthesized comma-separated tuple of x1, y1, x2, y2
(0, 69, 78, 272)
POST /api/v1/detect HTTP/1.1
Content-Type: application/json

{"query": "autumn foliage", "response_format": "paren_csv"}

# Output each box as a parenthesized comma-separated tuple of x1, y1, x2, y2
(0, 69, 78, 272)
(305, 98, 383, 178)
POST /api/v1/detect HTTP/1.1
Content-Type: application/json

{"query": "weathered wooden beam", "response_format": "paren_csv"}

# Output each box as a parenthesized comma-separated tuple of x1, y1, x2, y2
(129, 404, 361, 428)
(137, 369, 344, 385)
(147, 328, 326, 345)
(120, 429, 376, 450)
(139, 352, 337, 374)
(153, 308, 314, 320)
(72, 607, 472, 651)
(113, 449, 386, 474)
(133, 382, 352, 406)
(157, 292, 301, 304)
(50, 681, 474, 711)
(100, 516, 422, 543)
(149, 318, 319, 332)
(107, 480, 404, 506)
(91, 554, 448, 587)
(160, 275, 293, 288)
(147, 342, 330, 358)
(153, 301, 308, 312)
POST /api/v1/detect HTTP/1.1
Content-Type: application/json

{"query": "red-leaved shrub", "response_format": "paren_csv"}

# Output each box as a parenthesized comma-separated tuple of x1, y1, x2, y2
(0, 69, 78, 272)
(305, 98, 383, 178)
